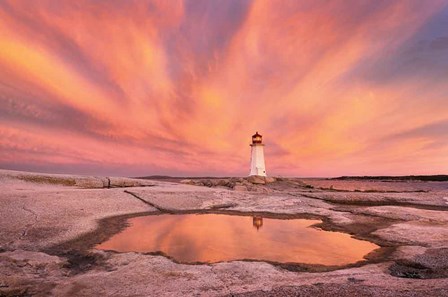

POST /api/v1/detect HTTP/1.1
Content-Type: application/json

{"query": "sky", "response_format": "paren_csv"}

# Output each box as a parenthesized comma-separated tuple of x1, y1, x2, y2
(1, 0, 448, 177)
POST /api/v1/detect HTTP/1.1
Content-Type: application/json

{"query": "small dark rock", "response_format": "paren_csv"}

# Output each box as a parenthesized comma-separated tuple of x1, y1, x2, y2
(347, 277, 365, 283)
(202, 180, 213, 187)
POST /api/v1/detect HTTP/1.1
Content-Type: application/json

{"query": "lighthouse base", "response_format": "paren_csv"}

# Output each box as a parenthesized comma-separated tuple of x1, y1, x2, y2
(249, 144, 266, 177)
(249, 171, 267, 177)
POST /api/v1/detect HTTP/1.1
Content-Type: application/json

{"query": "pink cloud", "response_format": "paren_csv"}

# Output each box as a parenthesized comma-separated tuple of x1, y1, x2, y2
(0, 0, 447, 176)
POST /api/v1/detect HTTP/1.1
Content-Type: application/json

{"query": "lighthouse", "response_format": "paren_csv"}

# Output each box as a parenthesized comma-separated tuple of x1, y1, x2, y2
(249, 132, 267, 177)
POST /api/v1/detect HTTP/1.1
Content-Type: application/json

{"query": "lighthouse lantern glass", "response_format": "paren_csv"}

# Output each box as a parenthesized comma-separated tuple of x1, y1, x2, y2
(252, 134, 262, 144)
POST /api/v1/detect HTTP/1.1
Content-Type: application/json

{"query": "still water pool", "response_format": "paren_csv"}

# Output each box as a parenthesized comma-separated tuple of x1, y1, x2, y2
(96, 214, 379, 266)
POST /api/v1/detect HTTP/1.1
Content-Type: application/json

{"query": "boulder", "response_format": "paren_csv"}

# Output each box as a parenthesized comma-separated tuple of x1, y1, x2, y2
(233, 185, 248, 191)
(247, 175, 266, 184)
(202, 179, 213, 187)
(216, 179, 231, 187)
(265, 177, 277, 183)
(108, 177, 148, 188)
(180, 179, 194, 185)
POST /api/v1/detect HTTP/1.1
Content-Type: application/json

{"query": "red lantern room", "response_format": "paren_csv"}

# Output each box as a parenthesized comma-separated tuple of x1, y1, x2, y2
(252, 132, 262, 144)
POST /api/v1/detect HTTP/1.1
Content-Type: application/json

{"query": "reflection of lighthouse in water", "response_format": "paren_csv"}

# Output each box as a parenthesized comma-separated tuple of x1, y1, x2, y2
(252, 216, 263, 230)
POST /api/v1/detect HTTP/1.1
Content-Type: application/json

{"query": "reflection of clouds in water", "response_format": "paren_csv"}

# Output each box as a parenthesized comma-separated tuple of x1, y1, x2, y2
(96, 214, 378, 265)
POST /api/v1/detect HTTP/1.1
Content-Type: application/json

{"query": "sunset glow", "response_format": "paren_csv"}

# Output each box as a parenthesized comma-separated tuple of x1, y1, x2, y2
(1, 0, 447, 176)
(96, 214, 378, 265)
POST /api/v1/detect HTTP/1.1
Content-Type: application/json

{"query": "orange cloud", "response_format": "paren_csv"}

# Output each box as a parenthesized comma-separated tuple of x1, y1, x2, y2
(0, 0, 447, 176)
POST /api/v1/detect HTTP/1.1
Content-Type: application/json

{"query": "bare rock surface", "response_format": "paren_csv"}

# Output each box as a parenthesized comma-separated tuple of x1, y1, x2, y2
(233, 185, 248, 191)
(302, 191, 448, 208)
(350, 206, 448, 222)
(1, 169, 448, 296)
(0, 170, 157, 252)
(304, 178, 448, 192)
(180, 176, 276, 191)
(373, 222, 448, 247)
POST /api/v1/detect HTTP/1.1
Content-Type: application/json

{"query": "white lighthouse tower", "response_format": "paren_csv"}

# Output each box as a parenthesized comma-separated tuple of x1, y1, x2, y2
(249, 132, 267, 177)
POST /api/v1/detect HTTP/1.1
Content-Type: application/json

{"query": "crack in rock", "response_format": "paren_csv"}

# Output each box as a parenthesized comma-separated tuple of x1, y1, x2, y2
(123, 190, 174, 213)
(19, 204, 38, 239)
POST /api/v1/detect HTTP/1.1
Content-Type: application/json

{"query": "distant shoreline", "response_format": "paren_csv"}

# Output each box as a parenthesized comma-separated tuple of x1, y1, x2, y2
(331, 175, 448, 182)
(138, 174, 448, 182)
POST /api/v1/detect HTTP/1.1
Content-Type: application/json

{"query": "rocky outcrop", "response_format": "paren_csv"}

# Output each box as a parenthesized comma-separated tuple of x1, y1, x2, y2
(2, 169, 448, 296)
(180, 176, 277, 191)
(247, 175, 266, 184)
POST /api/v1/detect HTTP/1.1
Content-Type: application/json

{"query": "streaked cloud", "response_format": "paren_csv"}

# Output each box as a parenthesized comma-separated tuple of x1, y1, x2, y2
(1, 0, 447, 176)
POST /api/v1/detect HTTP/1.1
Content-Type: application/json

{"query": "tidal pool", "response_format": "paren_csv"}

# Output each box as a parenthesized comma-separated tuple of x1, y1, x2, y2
(96, 214, 379, 266)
